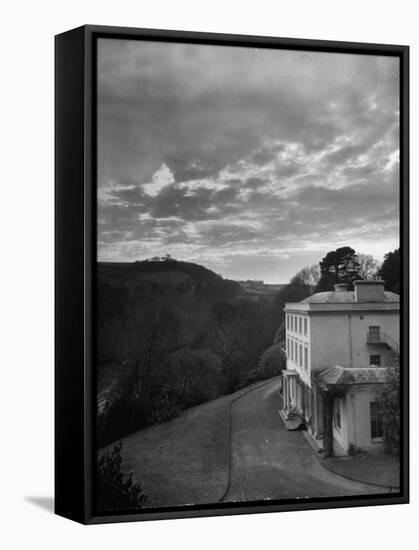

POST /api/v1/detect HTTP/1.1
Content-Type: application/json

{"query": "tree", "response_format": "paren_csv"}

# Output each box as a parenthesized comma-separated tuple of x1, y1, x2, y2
(168, 348, 222, 407)
(290, 264, 320, 292)
(257, 344, 286, 379)
(317, 246, 361, 291)
(272, 280, 314, 343)
(275, 280, 314, 306)
(98, 300, 184, 441)
(121, 301, 183, 417)
(208, 301, 240, 390)
(378, 248, 400, 292)
(357, 253, 380, 280)
(377, 354, 400, 454)
(207, 299, 272, 392)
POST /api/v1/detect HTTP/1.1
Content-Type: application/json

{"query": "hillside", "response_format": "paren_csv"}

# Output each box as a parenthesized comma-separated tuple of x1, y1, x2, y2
(96, 257, 285, 447)
(98, 258, 241, 299)
(237, 280, 287, 300)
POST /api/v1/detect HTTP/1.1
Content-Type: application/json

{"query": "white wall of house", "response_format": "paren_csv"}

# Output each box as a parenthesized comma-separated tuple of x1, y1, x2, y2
(285, 309, 399, 384)
(349, 386, 384, 453)
(285, 312, 310, 386)
(309, 312, 399, 372)
(284, 288, 399, 457)
(349, 313, 399, 367)
(331, 387, 384, 454)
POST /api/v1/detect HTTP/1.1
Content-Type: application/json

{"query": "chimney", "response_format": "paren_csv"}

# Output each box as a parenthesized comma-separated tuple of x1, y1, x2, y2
(334, 283, 348, 292)
(354, 280, 385, 303)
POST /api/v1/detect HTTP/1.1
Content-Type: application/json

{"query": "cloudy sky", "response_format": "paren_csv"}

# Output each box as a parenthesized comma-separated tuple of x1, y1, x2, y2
(97, 38, 399, 283)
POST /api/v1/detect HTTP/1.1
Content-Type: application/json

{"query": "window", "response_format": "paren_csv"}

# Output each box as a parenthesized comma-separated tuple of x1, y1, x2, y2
(294, 341, 297, 363)
(370, 401, 383, 440)
(368, 326, 380, 342)
(304, 318, 308, 336)
(334, 398, 341, 429)
(299, 317, 302, 334)
(286, 315, 289, 331)
(290, 316, 293, 332)
(304, 347, 308, 370)
(299, 344, 302, 367)
(370, 354, 381, 366)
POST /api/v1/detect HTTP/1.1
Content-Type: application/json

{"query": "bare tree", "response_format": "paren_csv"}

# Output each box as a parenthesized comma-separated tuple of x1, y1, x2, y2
(208, 302, 242, 391)
(208, 299, 272, 392)
(121, 301, 183, 416)
(169, 348, 222, 405)
(290, 264, 320, 291)
(357, 253, 380, 280)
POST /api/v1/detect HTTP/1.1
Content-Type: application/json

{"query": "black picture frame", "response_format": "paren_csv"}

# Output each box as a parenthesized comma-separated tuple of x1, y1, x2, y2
(55, 24, 409, 525)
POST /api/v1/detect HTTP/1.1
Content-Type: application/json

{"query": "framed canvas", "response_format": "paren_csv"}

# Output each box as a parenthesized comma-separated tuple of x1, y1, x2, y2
(55, 25, 409, 524)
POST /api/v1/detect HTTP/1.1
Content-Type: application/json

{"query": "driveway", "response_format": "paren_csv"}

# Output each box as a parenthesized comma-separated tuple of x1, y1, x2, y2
(114, 378, 387, 509)
(222, 379, 388, 502)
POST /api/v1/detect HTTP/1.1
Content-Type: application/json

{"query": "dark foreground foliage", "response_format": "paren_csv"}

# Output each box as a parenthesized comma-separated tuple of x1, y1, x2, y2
(97, 442, 147, 512)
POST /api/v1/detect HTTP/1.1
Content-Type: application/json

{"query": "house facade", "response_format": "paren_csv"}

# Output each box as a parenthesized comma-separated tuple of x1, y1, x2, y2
(281, 280, 399, 456)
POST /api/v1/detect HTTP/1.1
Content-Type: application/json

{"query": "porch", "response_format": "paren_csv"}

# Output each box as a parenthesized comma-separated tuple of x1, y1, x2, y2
(280, 369, 311, 430)
(314, 366, 388, 457)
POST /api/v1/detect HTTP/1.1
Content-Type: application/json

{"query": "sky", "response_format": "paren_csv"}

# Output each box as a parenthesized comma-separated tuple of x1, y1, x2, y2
(97, 39, 400, 283)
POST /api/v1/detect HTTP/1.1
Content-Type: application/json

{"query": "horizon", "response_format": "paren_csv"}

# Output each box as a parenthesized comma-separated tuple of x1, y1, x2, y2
(97, 249, 395, 286)
(97, 40, 400, 282)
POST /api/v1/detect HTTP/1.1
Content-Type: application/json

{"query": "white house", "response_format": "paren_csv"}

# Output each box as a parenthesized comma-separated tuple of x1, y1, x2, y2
(281, 280, 399, 456)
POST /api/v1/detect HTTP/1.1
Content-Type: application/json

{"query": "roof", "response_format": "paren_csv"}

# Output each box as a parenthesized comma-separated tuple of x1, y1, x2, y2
(300, 290, 399, 304)
(318, 366, 388, 386)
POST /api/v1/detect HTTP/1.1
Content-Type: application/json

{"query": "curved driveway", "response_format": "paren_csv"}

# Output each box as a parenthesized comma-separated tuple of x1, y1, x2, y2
(115, 377, 387, 509)
(222, 379, 388, 502)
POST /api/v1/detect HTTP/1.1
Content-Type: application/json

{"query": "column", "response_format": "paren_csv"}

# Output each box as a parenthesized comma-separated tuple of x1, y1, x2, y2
(283, 375, 289, 416)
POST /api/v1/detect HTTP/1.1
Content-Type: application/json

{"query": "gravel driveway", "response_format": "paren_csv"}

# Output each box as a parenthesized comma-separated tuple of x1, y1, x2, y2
(114, 378, 387, 509)
(222, 381, 388, 502)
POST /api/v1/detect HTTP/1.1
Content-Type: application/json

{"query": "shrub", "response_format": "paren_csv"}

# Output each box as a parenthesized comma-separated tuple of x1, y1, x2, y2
(258, 343, 286, 379)
(378, 359, 400, 455)
(97, 442, 147, 512)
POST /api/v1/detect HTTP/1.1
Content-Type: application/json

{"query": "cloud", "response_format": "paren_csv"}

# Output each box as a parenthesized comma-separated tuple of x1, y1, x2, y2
(322, 144, 367, 165)
(97, 39, 400, 282)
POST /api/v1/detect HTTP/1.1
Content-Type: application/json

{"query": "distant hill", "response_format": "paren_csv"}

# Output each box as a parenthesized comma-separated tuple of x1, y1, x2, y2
(98, 258, 241, 299)
(237, 280, 287, 299)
